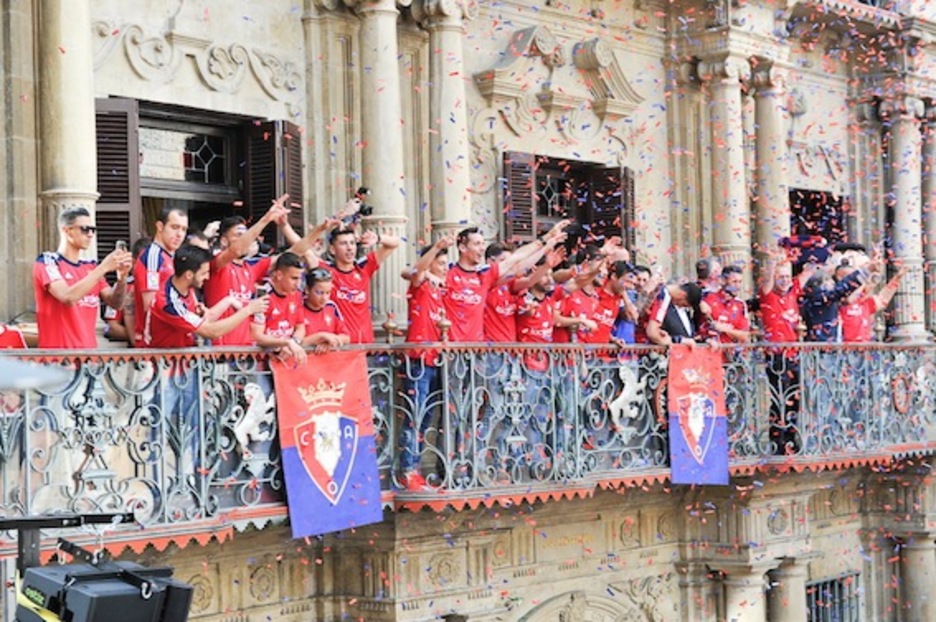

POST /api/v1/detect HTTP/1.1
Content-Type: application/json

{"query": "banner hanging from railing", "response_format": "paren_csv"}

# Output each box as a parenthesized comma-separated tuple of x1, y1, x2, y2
(667, 344, 729, 485)
(272, 351, 382, 538)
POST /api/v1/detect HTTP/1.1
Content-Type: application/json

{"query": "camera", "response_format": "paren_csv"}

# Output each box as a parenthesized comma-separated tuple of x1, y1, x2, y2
(342, 187, 374, 226)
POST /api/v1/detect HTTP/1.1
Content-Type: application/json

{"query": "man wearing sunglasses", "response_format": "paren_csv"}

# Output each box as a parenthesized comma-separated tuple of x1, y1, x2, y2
(33, 207, 134, 349)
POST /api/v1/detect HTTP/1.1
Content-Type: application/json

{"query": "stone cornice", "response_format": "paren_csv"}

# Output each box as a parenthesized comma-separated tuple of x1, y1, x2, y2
(878, 95, 926, 122)
(570, 38, 644, 120)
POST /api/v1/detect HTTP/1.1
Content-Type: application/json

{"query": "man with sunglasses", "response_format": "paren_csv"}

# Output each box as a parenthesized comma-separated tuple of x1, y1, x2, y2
(34, 207, 133, 348)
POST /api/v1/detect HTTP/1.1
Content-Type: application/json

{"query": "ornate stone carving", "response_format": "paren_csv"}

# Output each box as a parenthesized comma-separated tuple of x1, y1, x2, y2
(767, 508, 789, 536)
(698, 56, 751, 84)
(878, 96, 925, 121)
(249, 565, 277, 601)
(427, 552, 459, 587)
(187, 574, 214, 614)
(570, 38, 644, 120)
(610, 573, 677, 621)
(91, 21, 301, 108)
(492, 532, 512, 567)
(750, 57, 784, 92)
(619, 514, 640, 549)
(411, 0, 477, 25)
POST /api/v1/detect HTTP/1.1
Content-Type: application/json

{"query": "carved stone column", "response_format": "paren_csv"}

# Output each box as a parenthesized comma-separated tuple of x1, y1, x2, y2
(354, 0, 408, 322)
(721, 567, 768, 622)
(922, 104, 936, 332)
(38, 0, 99, 251)
(901, 536, 936, 619)
(751, 58, 789, 257)
(413, 0, 474, 241)
(699, 56, 751, 273)
(881, 96, 930, 342)
(766, 559, 808, 622)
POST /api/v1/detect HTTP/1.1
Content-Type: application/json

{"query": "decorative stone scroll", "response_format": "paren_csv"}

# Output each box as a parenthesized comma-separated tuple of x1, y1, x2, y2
(92, 21, 301, 109)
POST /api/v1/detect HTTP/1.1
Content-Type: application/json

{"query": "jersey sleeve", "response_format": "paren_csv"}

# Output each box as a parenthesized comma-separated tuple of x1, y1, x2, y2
(34, 254, 63, 290)
(137, 247, 163, 293)
(362, 252, 380, 279)
(153, 293, 204, 332)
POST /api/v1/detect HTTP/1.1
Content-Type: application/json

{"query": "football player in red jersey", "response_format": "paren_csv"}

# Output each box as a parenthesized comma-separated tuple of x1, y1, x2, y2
(250, 252, 307, 365)
(33, 207, 133, 349)
(398, 235, 454, 490)
(133, 206, 189, 346)
(301, 267, 350, 353)
(204, 195, 324, 346)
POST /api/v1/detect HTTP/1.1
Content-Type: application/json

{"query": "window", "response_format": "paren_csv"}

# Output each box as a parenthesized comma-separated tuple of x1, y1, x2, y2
(502, 152, 635, 254)
(95, 98, 303, 259)
(806, 572, 861, 622)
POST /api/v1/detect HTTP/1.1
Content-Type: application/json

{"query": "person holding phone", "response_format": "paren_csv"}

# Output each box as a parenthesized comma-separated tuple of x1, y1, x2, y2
(33, 207, 133, 349)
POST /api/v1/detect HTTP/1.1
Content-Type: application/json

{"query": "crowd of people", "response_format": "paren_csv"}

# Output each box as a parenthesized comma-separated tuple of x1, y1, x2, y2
(22, 199, 911, 487)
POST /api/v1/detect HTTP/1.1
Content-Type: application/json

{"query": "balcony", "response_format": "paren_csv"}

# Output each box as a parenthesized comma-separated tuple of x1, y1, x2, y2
(0, 343, 933, 554)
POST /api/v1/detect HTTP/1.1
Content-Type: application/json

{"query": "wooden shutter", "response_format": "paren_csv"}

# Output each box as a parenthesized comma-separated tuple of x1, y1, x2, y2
(623, 166, 636, 254)
(503, 151, 536, 242)
(583, 165, 624, 248)
(245, 120, 304, 247)
(95, 98, 142, 262)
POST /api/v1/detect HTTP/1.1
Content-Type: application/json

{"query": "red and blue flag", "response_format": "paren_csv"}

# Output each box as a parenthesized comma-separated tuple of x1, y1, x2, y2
(667, 344, 729, 485)
(272, 351, 383, 538)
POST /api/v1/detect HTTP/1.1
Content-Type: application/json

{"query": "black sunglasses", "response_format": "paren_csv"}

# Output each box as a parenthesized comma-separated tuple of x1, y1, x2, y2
(75, 225, 97, 234)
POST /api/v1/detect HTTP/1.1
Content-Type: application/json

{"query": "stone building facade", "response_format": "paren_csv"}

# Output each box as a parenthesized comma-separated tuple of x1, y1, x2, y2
(3, 0, 936, 620)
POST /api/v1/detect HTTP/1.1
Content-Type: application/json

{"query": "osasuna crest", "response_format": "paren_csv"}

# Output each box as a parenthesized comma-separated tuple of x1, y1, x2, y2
(294, 381, 359, 505)
(676, 392, 716, 466)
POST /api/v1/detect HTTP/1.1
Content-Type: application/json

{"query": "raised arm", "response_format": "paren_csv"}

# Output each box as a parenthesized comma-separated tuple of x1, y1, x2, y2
(402, 235, 455, 285)
(46, 249, 131, 305)
(214, 195, 290, 270)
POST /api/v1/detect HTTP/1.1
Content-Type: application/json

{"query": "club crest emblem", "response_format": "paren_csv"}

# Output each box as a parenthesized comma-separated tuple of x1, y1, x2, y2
(294, 381, 359, 504)
(675, 367, 717, 465)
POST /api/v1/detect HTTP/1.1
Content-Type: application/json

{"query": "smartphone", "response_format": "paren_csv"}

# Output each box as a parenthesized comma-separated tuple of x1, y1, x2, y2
(115, 240, 128, 253)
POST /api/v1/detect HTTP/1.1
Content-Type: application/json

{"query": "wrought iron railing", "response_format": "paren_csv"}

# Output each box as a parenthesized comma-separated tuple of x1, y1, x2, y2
(0, 344, 933, 532)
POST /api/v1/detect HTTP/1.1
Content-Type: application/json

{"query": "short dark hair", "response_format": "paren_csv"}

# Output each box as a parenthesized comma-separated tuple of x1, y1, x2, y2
(722, 264, 743, 277)
(420, 244, 448, 258)
(484, 241, 514, 261)
(328, 227, 356, 245)
(218, 216, 247, 238)
(634, 264, 652, 276)
(131, 237, 152, 259)
(274, 251, 304, 272)
(696, 257, 719, 280)
(573, 244, 603, 265)
(157, 205, 187, 224)
(608, 260, 632, 279)
(173, 245, 211, 276)
(187, 229, 209, 244)
(305, 267, 333, 288)
(59, 207, 91, 228)
(680, 282, 703, 308)
(457, 227, 480, 247)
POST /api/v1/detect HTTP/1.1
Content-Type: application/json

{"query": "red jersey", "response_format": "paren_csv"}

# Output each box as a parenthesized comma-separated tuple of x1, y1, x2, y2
(840, 295, 879, 343)
(554, 288, 599, 343)
(203, 256, 272, 346)
(581, 288, 622, 344)
(516, 289, 563, 372)
(302, 301, 349, 337)
(33, 252, 107, 349)
(321, 253, 379, 344)
(253, 289, 304, 340)
(0, 325, 26, 349)
(444, 262, 500, 343)
(759, 281, 802, 344)
(145, 280, 203, 348)
(484, 280, 519, 342)
(406, 279, 445, 364)
(706, 291, 750, 344)
(133, 243, 174, 346)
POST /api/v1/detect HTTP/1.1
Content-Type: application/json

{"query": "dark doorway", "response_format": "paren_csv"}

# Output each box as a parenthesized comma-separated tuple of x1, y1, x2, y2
(789, 189, 845, 243)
